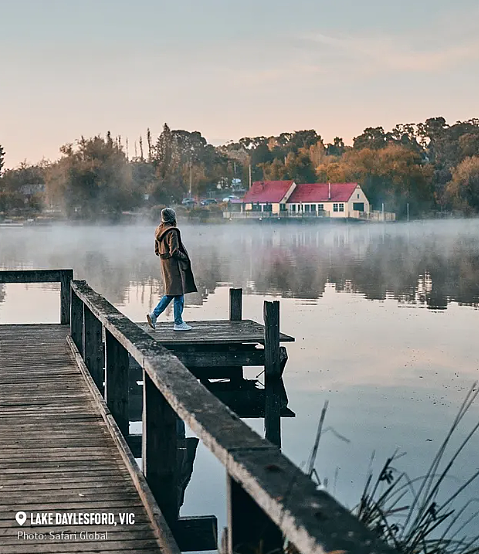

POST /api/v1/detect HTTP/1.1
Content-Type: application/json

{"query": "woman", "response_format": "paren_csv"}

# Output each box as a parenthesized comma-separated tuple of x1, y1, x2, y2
(147, 208, 197, 331)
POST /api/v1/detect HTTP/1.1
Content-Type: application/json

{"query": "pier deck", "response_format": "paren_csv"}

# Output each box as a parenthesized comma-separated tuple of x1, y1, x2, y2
(0, 324, 168, 554)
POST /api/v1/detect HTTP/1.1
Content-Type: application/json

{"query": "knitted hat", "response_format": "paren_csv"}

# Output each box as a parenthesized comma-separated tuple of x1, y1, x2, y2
(161, 208, 177, 224)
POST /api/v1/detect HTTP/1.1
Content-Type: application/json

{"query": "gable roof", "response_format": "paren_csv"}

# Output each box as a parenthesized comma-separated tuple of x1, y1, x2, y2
(288, 183, 358, 203)
(242, 180, 294, 204)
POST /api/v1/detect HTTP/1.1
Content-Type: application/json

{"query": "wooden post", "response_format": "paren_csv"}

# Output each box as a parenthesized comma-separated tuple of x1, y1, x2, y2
(229, 288, 243, 385)
(264, 301, 281, 448)
(105, 329, 129, 437)
(83, 305, 104, 395)
(229, 288, 243, 321)
(227, 475, 283, 554)
(142, 369, 178, 528)
(60, 270, 73, 325)
(70, 287, 84, 353)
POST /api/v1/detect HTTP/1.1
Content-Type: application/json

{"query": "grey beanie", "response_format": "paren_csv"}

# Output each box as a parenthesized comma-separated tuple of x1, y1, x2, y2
(161, 208, 177, 224)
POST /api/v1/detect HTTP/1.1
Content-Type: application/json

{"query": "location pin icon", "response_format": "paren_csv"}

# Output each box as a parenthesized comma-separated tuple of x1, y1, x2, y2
(15, 512, 27, 526)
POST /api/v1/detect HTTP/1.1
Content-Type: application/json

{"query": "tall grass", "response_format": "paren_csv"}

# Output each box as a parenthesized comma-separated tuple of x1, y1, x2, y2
(351, 383, 479, 554)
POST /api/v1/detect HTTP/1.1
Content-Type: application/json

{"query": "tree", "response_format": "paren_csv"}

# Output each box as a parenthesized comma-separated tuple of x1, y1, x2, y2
(353, 127, 392, 150)
(445, 156, 479, 214)
(0, 144, 5, 177)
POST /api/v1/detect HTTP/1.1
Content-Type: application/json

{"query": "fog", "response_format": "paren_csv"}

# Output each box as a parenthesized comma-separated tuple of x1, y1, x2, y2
(1, 218, 478, 540)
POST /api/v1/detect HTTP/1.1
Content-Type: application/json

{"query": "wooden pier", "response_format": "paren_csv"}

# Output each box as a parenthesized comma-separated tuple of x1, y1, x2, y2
(0, 269, 396, 554)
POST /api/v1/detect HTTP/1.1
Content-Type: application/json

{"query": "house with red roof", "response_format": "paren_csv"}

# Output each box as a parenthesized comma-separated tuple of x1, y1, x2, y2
(287, 182, 369, 218)
(241, 180, 297, 215)
(238, 180, 370, 218)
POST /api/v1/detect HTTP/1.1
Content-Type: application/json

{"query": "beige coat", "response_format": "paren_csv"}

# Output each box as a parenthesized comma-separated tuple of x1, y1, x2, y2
(155, 224, 197, 296)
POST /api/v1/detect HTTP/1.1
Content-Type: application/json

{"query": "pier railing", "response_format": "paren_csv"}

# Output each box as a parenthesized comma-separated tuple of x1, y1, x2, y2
(0, 269, 73, 324)
(69, 278, 395, 554)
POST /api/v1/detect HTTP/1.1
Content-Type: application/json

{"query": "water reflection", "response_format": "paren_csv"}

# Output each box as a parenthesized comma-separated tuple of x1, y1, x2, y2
(0, 220, 479, 309)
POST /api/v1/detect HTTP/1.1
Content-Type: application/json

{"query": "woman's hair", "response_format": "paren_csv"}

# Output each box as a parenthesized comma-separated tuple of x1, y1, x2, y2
(161, 208, 177, 224)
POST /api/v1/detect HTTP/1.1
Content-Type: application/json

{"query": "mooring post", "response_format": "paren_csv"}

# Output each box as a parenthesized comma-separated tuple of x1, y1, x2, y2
(264, 300, 281, 448)
(60, 270, 73, 325)
(105, 330, 129, 437)
(227, 475, 283, 554)
(229, 288, 243, 321)
(70, 286, 84, 353)
(82, 305, 104, 395)
(142, 369, 178, 528)
(229, 288, 244, 384)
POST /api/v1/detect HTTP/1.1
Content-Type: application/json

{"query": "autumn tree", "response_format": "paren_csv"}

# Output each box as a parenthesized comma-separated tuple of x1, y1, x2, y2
(445, 156, 479, 214)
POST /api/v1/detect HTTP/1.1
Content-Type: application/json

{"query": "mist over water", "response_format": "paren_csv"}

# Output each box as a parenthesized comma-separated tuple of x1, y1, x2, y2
(1, 219, 478, 536)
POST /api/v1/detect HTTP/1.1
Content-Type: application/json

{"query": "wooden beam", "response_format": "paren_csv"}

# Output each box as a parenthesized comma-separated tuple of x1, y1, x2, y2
(0, 269, 72, 284)
(83, 304, 104, 395)
(143, 370, 178, 529)
(229, 288, 243, 321)
(227, 475, 283, 554)
(264, 301, 281, 448)
(70, 287, 83, 353)
(174, 515, 218, 552)
(60, 269, 73, 324)
(105, 329, 129, 437)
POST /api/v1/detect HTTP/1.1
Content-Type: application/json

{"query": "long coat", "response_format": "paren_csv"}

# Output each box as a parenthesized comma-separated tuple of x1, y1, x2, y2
(155, 224, 197, 296)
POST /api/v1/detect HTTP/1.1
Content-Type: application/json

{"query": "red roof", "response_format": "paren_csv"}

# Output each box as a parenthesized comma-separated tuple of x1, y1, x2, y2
(288, 183, 358, 203)
(242, 181, 294, 204)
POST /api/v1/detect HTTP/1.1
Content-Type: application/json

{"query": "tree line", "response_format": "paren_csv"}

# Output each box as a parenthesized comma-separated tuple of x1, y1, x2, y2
(1, 117, 479, 219)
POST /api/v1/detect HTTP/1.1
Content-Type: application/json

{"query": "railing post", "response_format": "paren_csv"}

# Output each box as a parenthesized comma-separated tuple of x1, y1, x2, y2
(142, 370, 178, 528)
(229, 288, 243, 384)
(70, 286, 84, 353)
(264, 300, 281, 448)
(60, 270, 73, 325)
(227, 475, 283, 554)
(105, 330, 129, 437)
(82, 305, 104, 395)
(229, 288, 243, 321)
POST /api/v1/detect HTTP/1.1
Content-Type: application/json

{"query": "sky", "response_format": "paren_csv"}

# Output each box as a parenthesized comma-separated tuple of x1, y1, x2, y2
(1, 0, 479, 168)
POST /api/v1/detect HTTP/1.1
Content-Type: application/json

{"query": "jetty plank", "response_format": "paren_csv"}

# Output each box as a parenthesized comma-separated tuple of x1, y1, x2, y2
(0, 324, 172, 554)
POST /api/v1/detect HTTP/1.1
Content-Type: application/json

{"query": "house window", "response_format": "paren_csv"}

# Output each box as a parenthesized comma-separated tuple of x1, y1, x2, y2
(318, 204, 324, 211)
(339, 203, 344, 212)
(310, 204, 316, 212)
(357, 194, 360, 199)
(291, 205, 296, 212)
(263, 203, 272, 212)
(353, 202, 364, 211)
(280, 203, 287, 211)
(333, 203, 339, 212)
(305, 205, 310, 212)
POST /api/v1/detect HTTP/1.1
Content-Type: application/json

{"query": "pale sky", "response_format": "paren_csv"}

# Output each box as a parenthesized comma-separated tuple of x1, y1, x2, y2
(1, 0, 479, 168)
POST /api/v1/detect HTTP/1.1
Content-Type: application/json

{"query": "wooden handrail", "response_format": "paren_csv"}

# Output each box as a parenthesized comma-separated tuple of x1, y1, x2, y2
(0, 269, 73, 324)
(70, 278, 395, 554)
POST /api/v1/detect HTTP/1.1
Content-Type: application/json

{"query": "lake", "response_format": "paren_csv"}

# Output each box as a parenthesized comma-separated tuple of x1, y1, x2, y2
(1, 219, 478, 541)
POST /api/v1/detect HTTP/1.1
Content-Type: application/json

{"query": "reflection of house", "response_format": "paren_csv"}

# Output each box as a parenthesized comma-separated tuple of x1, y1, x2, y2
(238, 181, 373, 219)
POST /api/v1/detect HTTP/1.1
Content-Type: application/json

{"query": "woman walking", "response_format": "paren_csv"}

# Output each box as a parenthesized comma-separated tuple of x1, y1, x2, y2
(147, 208, 197, 331)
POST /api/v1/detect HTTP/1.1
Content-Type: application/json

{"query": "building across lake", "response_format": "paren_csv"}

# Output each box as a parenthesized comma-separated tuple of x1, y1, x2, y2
(224, 180, 395, 221)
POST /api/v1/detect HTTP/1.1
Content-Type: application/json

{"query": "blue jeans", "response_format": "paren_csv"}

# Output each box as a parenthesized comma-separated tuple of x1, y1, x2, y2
(152, 295, 184, 325)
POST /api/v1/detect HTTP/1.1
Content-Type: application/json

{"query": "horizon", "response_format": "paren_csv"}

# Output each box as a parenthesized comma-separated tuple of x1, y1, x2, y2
(2, 0, 479, 168)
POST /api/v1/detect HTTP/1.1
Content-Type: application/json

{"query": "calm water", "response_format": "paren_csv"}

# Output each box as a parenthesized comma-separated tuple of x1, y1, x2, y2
(1, 219, 478, 539)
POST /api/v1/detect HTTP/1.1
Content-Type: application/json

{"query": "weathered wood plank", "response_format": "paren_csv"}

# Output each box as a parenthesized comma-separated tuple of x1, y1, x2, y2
(264, 300, 282, 448)
(105, 329, 129, 436)
(229, 288, 243, 321)
(0, 323, 171, 554)
(83, 303, 104, 394)
(142, 370, 179, 527)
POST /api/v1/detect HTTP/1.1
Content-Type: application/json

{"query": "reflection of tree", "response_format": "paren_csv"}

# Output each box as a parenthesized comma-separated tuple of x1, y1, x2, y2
(0, 223, 478, 310)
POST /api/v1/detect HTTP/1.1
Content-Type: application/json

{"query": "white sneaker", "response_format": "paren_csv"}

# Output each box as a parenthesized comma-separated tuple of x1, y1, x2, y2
(173, 322, 192, 331)
(147, 313, 157, 330)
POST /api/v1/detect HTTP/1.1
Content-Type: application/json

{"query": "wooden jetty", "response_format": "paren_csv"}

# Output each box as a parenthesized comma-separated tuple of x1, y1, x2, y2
(0, 269, 396, 554)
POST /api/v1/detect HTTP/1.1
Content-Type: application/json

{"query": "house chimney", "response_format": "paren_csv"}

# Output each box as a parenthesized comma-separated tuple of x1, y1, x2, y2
(328, 182, 331, 200)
